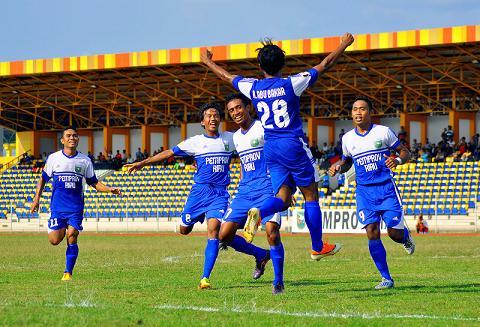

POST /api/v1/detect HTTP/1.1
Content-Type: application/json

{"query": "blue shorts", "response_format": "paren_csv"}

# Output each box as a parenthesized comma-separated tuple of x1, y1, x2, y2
(264, 136, 319, 194)
(355, 179, 404, 229)
(48, 212, 84, 232)
(223, 190, 281, 228)
(181, 184, 230, 227)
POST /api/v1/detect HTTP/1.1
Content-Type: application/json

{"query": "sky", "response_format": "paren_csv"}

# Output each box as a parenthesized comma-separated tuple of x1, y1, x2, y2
(0, 0, 478, 62)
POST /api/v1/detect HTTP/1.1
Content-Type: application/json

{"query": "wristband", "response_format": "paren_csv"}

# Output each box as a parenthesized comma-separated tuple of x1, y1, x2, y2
(395, 157, 403, 165)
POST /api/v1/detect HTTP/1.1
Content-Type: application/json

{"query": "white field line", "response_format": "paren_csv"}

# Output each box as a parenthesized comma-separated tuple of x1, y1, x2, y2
(154, 304, 480, 322)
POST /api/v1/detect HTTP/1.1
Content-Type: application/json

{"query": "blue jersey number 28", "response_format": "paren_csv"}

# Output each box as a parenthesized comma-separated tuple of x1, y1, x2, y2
(257, 100, 290, 129)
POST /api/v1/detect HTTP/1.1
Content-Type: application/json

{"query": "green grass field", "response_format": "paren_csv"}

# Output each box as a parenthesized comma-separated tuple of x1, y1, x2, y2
(0, 233, 479, 326)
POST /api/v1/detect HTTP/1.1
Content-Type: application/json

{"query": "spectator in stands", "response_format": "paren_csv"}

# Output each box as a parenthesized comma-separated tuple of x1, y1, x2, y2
(416, 214, 429, 234)
(122, 149, 127, 163)
(107, 151, 113, 161)
(471, 133, 479, 149)
(115, 150, 122, 161)
(126, 154, 134, 164)
(135, 147, 143, 161)
(97, 152, 106, 162)
(398, 126, 407, 142)
(461, 149, 472, 162)
(458, 137, 467, 155)
(441, 128, 447, 141)
(445, 125, 454, 141)
(143, 149, 149, 159)
(87, 151, 95, 164)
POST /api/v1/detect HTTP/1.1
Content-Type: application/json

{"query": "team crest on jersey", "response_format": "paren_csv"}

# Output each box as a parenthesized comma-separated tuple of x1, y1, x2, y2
(374, 140, 383, 148)
(75, 165, 83, 174)
(250, 138, 260, 147)
(223, 140, 230, 151)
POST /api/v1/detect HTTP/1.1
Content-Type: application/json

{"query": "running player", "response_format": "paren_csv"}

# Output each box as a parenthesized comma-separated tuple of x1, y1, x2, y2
(328, 97, 415, 289)
(30, 126, 121, 281)
(217, 93, 285, 294)
(126, 102, 234, 289)
(201, 33, 354, 259)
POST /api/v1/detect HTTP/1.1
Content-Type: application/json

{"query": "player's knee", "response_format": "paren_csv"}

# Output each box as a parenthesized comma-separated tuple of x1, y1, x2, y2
(49, 237, 62, 246)
(366, 224, 380, 240)
(267, 232, 280, 245)
(179, 227, 190, 235)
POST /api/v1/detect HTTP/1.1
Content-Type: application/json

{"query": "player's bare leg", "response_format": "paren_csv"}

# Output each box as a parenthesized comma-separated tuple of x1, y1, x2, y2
(388, 227, 415, 255)
(48, 228, 66, 246)
(299, 182, 341, 259)
(244, 185, 290, 243)
(179, 225, 194, 235)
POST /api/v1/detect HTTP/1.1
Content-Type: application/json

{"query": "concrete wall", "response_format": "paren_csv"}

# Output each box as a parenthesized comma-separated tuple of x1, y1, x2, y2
(93, 130, 104, 156)
(112, 134, 126, 154)
(130, 129, 142, 155)
(151, 132, 164, 153)
(77, 136, 89, 155)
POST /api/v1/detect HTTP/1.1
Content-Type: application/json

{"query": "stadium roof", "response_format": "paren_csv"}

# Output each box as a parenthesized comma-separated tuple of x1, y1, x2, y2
(0, 25, 479, 131)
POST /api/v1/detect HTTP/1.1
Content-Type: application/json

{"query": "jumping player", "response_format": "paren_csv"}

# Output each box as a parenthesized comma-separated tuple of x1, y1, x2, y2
(201, 33, 354, 259)
(30, 126, 121, 281)
(126, 102, 234, 289)
(328, 97, 415, 289)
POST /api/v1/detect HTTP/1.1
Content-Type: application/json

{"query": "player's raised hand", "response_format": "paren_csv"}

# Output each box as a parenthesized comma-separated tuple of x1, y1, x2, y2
(30, 199, 39, 213)
(341, 33, 355, 47)
(200, 49, 213, 64)
(328, 164, 341, 177)
(125, 162, 144, 174)
(383, 154, 399, 170)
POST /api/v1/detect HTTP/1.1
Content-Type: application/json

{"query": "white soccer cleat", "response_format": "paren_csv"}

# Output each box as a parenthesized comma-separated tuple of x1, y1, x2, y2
(403, 233, 415, 255)
(375, 278, 394, 290)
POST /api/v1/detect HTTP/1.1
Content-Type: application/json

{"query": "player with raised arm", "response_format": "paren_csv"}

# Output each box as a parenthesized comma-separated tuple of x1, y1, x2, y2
(328, 97, 415, 289)
(201, 33, 354, 260)
(215, 93, 286, 294)
(126, 102, 234, 290)
(30, 127, 121, 281)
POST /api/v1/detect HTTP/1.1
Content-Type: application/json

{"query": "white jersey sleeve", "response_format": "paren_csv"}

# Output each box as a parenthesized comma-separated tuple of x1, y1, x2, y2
(386, 128, 401, 149)
(42, 154, 54, 181)
(232, 77, 256, 99)
(172, 136, 198, 156)
(341, 135, 351, 160)
(290, 68, 319, 96)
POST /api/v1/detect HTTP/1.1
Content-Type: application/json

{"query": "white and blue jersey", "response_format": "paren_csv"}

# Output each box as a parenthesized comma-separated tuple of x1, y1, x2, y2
(223, 121, 280, 227)
(341, 124, 404, 229)
(232, 70, 320, 193)
(42, 150, 98, 231)
(233, 69, 318, 140)
(172, 132, 235, 226)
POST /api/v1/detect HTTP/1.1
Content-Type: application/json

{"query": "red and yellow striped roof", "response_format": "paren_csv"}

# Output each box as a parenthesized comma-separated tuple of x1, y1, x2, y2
(0, 25, 478, 77)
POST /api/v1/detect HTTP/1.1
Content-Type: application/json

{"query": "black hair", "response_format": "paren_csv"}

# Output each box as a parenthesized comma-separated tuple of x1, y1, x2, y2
(62, 126, 78, 136)
(225, 93, 250, 108)
(352, 96, 373, 111)
(256, 38, 285, 76)
(199, 102, 222, 121)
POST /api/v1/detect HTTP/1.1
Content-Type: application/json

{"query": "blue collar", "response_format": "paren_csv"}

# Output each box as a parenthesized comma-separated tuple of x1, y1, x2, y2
(203, 133, 220, 139)
(62, 150, 78, 158)
(241, 120, 256, 135)
(355, 124, 374, 137)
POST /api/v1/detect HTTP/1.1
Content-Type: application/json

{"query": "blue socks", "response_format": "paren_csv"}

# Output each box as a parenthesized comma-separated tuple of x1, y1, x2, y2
(270, 243, 284, 286)
(65, 243, 79, 274)
(304, 201, 323, 252)
(402, 227, 410, 243)
(368, 239, 392, 281)
(259, 197, 284, 219)
(202, 239, 219, 279)
(230, 235, 267, 261)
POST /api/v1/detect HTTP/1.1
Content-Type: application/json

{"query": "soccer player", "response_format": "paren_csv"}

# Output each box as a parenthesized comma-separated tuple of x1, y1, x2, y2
(30, 127, 121, 281)
(126, 102, 234, 289)
(201, 33, 354, 259)
(328, 97, 415, 289)
(217, 93, 285, 294)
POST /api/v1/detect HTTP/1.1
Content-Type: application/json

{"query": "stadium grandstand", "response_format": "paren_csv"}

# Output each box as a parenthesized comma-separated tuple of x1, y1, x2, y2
(0, 24, 479, 233)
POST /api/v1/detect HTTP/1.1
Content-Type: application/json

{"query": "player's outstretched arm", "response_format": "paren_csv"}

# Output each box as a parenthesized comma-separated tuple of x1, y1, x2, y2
(328, 158, 353, 177)
(201, 49, 237, 84)
(384, 144, 411, 169)
(313, 33, 354, 75)
(125, 149, 175, 174)
(30, 176, 46, 213)
(91, 181, 122, 195)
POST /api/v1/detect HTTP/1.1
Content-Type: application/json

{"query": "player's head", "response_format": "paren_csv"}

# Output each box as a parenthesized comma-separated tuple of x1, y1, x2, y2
(61, 126, 79, 150)
(256, 38, 285, 76)
(351, 97, 372, 126)
(199, 102, 222, 134)
(225, 93, 252, 127)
